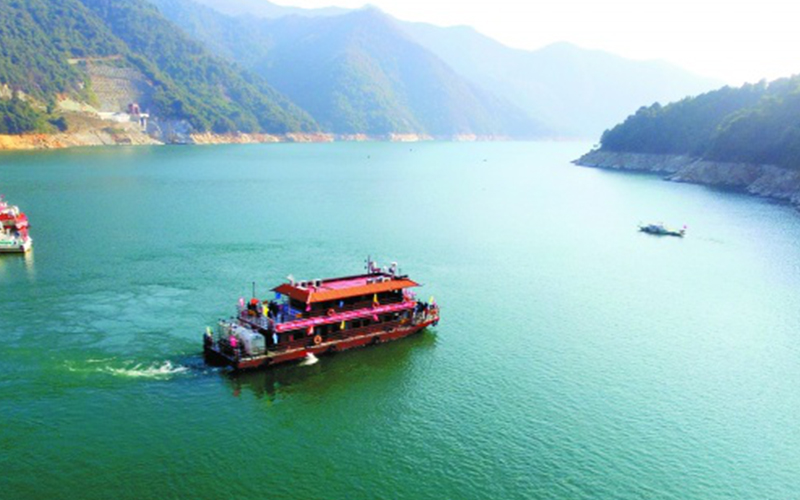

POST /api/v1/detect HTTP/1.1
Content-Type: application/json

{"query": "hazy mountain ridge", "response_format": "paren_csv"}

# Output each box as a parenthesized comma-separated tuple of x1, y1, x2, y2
(176, 0, 721, 138)
(151, 0, 545, 137)
(400, 24, 722, 137)
(190, 0, 348, 19)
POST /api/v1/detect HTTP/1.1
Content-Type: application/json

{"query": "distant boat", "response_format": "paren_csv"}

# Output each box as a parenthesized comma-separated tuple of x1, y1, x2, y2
(638, 222, 686, 237)
(0, 197, 33, 253)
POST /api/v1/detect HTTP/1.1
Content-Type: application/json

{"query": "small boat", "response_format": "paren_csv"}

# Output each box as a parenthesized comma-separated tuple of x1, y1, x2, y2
(0, 232, 32, 253)
(638, 222, 686, 237)
(0, 197, 32, 253)
(203, 259, 440, 370)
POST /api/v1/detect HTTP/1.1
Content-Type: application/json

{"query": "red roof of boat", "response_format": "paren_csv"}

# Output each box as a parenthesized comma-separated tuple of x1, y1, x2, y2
(273, 274, 419, 303)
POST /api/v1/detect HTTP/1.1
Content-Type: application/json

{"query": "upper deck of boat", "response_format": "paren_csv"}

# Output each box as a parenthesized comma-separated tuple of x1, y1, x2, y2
(273, 272, 419, 304)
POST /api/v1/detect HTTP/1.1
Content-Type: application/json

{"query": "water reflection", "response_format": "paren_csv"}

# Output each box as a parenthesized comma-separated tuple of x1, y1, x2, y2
(23, 249, 35, 279)
(223, 330, 437, 401)
(0, 249, 35, 281)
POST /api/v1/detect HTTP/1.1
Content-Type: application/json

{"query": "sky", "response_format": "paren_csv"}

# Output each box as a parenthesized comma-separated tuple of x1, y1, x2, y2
(270, 0, 800, 85)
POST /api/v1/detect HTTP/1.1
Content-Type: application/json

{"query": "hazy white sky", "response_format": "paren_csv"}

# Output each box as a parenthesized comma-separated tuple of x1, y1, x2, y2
(271, 0, 800, 85)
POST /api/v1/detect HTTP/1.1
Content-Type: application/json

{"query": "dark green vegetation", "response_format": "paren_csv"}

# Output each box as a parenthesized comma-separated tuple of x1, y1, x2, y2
(0, 94, 67, 134)
(151, 0, 545, 137)
(0, 0, 123, 100)
(600, 77, 800, 170)
(0, 0, 315, 134)
(79, 0, 315, 133)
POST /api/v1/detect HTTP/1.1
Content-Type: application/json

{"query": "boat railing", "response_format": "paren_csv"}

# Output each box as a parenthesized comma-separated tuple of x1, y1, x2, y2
(301, 296, 406, 318)
(237, 299, 434, 334)
(217, 307, 437, 360)
(242, 296, 408, 326)
(268, 319, 404, 353)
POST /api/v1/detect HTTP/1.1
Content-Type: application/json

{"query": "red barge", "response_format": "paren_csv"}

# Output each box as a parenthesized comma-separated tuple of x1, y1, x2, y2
(203, 259, 439, 370)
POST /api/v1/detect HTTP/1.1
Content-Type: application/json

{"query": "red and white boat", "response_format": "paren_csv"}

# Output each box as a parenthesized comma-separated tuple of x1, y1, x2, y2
(204, 259, 440, 370)
(0, 197, 32, 253)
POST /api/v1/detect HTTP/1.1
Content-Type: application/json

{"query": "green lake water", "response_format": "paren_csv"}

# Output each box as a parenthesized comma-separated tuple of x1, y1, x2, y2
(1, 142, 800, 499)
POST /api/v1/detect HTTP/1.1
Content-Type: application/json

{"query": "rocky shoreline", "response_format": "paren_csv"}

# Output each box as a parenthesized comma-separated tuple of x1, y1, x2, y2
(0, 131, 338, 150)
(574, 150, 800, 210)
(0, 129, 511, 151)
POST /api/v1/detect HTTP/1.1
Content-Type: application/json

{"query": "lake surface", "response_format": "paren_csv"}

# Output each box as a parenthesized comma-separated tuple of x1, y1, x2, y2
(2, 142, 800, 499)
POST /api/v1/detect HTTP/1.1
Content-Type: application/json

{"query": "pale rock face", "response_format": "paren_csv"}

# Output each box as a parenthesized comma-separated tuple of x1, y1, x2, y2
(574, 150, 800, 211)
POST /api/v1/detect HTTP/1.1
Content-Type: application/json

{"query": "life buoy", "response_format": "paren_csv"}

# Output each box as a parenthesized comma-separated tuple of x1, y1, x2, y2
(327, 308, 335, 317)
(313, 334, 323, 345)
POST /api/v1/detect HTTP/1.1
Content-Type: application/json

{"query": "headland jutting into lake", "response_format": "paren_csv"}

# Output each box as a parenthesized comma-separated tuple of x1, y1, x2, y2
(575, 149, 800, 212)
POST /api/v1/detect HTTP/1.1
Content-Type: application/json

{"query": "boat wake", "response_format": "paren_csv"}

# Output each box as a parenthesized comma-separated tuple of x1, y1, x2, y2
(299, 353, 319, 366)
(101, 360, 190, 379)
(65, 359, 191, 380)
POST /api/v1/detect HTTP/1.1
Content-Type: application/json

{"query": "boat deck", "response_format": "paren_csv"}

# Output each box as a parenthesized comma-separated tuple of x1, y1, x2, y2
(207, 314, 437, 370)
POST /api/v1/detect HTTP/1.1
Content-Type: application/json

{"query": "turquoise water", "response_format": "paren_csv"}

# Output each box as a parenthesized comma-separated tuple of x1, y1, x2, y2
(2, 142, 800, 499)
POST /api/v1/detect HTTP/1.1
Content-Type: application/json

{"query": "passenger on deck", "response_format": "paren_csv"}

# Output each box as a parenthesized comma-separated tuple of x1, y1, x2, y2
(229, 334, 238, 356)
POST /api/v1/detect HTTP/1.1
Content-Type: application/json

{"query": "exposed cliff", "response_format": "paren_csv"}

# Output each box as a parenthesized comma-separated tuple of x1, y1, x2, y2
(0, 113, 160, 149)
(575, 150, 800, 209)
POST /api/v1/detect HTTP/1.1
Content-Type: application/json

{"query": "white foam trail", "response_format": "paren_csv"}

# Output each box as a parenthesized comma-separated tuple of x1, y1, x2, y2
(299, 353, 319, 366)
(102, 360, 189, 379)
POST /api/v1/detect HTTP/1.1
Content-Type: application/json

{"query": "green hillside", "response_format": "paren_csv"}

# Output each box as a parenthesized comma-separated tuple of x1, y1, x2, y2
(599, 77, 800, 170)
(0, 0, 316, 134)
(151, 0, 545, 137)
(0, 0, 123, 100)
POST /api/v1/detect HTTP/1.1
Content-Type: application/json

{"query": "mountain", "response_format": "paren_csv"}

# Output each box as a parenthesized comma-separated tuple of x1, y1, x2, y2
(597, 77, 800, 170)
(0, 0, 316, 134)
(398, 24, 722, 138)
(174, 0, 721, 138)
(0, 0, 121, 99)
(151, 1, 545, 137)
(189, 0, 347, 18)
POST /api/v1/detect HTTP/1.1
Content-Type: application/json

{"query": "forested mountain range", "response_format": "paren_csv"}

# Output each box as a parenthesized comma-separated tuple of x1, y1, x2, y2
(599, 76, 800, 170)
(0, 0, 543, 138)
(151, 0, 545, 137)
(186, 0, 720, 138)
(0, 0, 724, 139)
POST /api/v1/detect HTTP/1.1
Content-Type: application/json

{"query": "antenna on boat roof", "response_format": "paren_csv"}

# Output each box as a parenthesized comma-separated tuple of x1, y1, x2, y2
(252, 281, 256, 298)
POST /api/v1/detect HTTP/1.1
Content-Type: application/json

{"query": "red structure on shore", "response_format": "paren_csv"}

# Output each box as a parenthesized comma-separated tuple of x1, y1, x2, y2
(204, 259, 439, 370)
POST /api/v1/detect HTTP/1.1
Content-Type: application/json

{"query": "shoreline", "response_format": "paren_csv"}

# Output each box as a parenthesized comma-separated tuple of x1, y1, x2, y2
(574, 150, 800, 211)
(0, 131, 535, 151)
